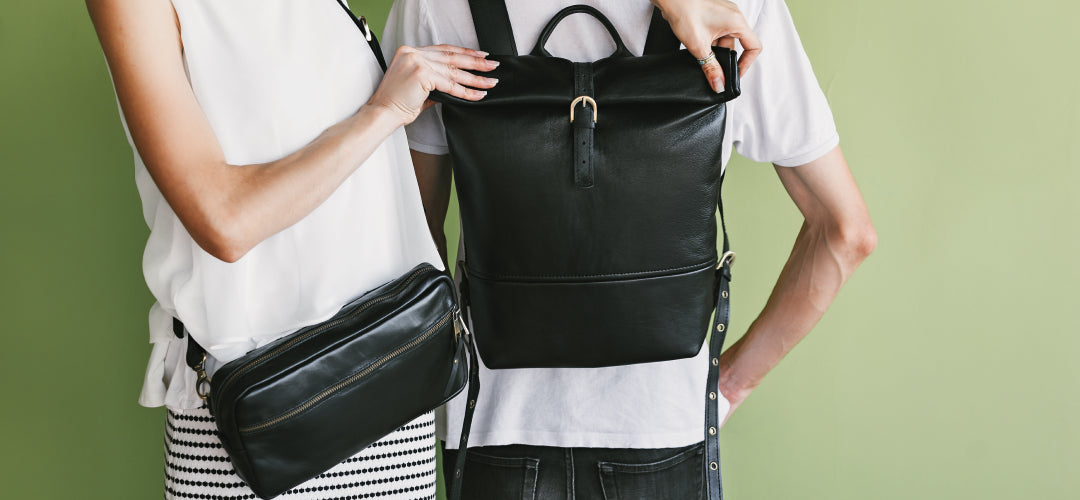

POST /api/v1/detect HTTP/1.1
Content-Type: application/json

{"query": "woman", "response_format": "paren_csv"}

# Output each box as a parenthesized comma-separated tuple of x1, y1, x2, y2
(86, 0, 497, 497)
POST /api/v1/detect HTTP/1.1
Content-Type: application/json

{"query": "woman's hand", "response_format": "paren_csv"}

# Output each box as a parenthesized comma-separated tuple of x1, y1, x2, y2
(368, 44, 499, 127)
(652, 0, 762, 92)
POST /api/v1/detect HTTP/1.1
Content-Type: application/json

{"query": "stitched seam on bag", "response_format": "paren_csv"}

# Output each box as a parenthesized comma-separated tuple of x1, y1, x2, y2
(468, 259, 716, 282)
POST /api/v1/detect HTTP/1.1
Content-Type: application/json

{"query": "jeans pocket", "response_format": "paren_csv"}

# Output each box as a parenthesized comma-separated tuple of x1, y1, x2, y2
(454, 449, 540, 500)
(597, 443, 705, 500)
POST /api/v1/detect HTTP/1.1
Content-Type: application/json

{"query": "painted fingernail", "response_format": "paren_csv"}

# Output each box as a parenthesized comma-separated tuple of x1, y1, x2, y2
(488, 78, 499, 85)
(488, 60, 500, 67)
(478, 50, 489, 57)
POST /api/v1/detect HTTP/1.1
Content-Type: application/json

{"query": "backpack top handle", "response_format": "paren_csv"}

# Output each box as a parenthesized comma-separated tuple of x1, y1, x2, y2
(467, 0, 680, 57)
(530, 5, 633, 59)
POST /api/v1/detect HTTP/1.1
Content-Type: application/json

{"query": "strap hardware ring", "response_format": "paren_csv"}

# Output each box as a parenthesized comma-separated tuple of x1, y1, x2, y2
(718, 250, 736, 269)
(194, 353, 211, 401)
(359, 15, 373, 41)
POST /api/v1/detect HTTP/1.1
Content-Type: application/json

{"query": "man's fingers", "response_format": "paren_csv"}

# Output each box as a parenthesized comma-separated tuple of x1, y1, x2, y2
(733, 30, 762, 77)
(716, 35, 737, 50)
(685, 42, 725, 94)
(701, 56, 725, 93)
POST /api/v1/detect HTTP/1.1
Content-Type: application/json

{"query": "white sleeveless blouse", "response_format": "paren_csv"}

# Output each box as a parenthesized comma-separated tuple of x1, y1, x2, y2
(122, 0, 442, 409)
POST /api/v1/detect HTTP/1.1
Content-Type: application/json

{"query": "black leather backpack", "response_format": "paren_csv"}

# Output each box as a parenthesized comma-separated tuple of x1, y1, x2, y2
(432, 2, 739, 499)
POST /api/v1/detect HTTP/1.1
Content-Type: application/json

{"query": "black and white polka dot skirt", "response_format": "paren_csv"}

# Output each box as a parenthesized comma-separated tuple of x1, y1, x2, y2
(164, 407, 437, 499)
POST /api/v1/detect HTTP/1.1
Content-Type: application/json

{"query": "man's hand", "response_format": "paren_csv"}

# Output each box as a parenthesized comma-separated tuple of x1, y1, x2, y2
(651, 0, 762, 92)
(717, 147, 877, 427)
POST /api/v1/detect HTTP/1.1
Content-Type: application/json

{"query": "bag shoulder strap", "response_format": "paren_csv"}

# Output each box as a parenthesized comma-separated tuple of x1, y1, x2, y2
(705, 174, 732, 500)
(643, 7, 682, 55)
(467, 0, 518, 56)
(334, 0, 389, 71)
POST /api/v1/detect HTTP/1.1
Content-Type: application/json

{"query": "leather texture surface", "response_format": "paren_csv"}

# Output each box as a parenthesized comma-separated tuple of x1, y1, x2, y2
(469, 262, 715, 368)
(434, 3, 738, 499)
(430, 4, 739, 369)
(205, 264, 468, 499)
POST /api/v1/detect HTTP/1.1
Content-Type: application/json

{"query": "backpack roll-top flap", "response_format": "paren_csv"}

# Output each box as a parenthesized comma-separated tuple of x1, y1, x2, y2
(430, 46, 740, 108)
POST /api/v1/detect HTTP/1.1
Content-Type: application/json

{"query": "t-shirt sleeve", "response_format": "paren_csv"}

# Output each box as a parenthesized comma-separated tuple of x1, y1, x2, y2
(381, 0, 451, 155)
(730, 0, 839, 167)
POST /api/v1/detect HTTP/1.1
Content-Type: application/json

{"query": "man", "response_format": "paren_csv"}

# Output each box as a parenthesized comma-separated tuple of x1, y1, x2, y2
(383, 0, 876, 497)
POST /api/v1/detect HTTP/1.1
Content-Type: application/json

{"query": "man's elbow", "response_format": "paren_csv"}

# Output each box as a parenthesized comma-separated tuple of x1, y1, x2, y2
(835, 219, 877, 262)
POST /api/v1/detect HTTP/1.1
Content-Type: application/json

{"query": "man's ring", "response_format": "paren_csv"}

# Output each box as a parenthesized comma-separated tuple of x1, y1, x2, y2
(696, 52, 716, 66)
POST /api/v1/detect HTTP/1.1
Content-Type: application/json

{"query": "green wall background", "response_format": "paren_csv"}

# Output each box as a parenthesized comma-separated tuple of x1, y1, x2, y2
(1, 1, 1077, 498)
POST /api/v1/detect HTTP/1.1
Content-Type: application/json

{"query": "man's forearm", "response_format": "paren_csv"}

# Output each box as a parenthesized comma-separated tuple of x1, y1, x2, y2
(719, 218, 873, 405)
(719, 151, 876, 410)
(409, 150, 454, 267)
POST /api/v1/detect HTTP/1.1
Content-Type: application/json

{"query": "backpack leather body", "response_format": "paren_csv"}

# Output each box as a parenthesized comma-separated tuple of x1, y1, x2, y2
(432, 4, 740, 369)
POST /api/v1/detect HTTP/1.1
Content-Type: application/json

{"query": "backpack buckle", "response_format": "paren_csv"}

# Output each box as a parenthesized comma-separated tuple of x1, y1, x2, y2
(569, 96, 598, 123)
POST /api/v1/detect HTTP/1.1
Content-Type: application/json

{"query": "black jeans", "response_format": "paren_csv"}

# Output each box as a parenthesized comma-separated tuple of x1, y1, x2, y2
(442, 441, 706, 500)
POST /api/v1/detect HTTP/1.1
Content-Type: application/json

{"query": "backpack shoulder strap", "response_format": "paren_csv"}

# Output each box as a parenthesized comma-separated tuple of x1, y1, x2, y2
(705, 172, 732, 500)
(467, 0, 519, 56)
(643, 7, 681, 55)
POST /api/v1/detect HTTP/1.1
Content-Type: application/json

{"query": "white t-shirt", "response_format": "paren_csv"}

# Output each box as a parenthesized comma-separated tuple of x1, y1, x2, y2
(383, 0, 839, 449)
(130, 0, 442, 410)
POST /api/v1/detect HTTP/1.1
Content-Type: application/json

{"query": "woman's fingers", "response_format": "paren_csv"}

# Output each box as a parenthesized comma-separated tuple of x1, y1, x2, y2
(449, 67, 499, 90)
(421, 44, 488, 58)
(421, 48, 498, 100)
(433, 75, 487, 101)
(426, 50, 499, 72)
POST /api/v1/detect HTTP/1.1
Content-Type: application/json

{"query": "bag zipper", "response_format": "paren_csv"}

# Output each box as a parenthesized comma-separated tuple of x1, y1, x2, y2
(213, 266, 432, 407)
(238, 309, 455, 433)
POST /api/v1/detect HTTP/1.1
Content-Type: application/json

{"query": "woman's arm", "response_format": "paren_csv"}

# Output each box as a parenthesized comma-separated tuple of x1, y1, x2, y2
(86, 0, 497, 262)
(718, 146, 877, 423)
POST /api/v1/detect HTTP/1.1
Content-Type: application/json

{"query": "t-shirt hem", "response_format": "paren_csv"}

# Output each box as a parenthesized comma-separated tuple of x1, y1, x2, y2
(770, 133, 840, 167)
(407, 139, 450, 156)
(438, 429, 706, 450)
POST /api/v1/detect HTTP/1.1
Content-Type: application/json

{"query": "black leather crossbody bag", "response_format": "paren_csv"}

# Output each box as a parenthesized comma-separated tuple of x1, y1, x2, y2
(177, 264, 477, 499)
(430, 3, 740, 499)
(170, 4, 481, 499)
